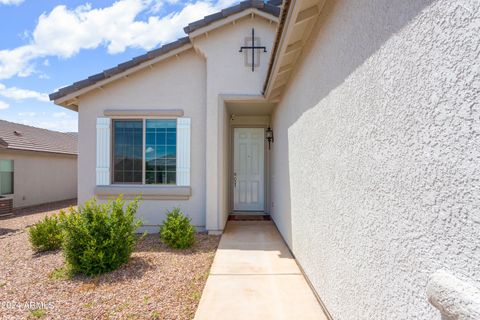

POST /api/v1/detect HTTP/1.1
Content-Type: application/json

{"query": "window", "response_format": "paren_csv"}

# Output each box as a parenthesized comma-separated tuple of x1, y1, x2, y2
(0, 160, 13, 195)
(112, 119, 176, 185)
(145, 120, 177, 184)
(113, 120, 143, 183)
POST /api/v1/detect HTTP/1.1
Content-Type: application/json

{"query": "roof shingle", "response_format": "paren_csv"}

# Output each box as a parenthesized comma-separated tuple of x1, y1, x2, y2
(0, 120, 77, 155)
(183, 0, 281, 33)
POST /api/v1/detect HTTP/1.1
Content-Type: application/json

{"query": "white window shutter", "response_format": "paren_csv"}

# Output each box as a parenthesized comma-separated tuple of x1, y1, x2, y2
(176, 117, 191, 186)
(96, 117, 111, 185)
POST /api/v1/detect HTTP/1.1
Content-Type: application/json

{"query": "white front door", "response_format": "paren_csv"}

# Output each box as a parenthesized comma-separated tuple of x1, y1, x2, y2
(233, 128, 265, 211)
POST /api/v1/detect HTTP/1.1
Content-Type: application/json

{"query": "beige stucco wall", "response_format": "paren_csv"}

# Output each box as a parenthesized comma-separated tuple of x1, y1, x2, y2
(78, 49, 207, 228)
(77, 15, 276, 230)
(193, 15, 276, 231)
(270, 0, 480, 319)
(0, 149, 77, 208)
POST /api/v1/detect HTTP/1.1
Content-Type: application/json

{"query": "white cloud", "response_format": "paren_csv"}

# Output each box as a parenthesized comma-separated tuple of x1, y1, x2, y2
(0, 0, 24, 5)
(20, 118, 78, 132)
(0, 100, 10, 110)
(18, 112, 36, 116)
(53, 111, 69, 118)
(0, 83, 49, 102)
(0, 0, 238, 79)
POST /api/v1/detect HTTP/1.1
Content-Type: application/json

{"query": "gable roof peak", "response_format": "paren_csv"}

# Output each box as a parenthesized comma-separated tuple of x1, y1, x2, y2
(50, 1, 282, 107)
(184, 0, 281, 34)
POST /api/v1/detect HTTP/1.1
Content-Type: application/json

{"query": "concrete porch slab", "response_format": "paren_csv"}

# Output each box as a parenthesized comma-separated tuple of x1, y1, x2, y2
(194, 221, 328, 320)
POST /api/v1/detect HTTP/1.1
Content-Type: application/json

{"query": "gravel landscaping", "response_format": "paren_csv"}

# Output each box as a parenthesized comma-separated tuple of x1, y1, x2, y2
(0, 200, 220, 320)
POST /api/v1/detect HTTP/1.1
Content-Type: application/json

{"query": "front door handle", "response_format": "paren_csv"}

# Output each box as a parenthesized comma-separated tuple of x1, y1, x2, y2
(234, 172, 237, 187)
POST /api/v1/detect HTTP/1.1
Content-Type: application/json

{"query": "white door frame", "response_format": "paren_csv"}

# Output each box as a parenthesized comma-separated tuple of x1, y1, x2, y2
(229, 125, 268, 213)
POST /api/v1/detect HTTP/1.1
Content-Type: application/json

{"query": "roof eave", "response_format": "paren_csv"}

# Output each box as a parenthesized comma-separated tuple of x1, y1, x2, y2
(184, 0, 280, 34)
(2, 147, 77, 156)
(52, 42, 193, 109)
(263, 0, 325, 101)
(187, 8, 279, 39)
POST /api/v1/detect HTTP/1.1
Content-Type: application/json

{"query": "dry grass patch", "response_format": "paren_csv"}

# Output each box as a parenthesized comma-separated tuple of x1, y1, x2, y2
(0, 201, 220, 319)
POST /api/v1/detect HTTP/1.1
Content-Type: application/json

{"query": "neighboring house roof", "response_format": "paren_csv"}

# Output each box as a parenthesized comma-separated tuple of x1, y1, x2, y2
(0, 119, 77, 155)
(49, 0, 282, 105)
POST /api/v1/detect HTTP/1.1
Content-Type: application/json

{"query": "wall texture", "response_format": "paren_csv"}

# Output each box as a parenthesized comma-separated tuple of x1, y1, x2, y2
(270, 0, 480, 319)
(78, 49, 207, 228)
(0, 150, 77, 208)
(192, 15, 276, 231)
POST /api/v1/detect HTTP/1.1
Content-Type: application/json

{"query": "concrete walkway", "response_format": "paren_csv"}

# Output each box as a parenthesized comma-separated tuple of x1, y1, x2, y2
(194, 221, 328, 320)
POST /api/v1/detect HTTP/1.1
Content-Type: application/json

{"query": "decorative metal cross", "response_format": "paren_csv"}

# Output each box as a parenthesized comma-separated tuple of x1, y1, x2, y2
(239, 28, 267, 72)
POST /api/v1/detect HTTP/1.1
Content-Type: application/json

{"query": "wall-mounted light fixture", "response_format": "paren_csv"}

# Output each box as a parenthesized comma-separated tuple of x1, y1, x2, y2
(266, 126, 274, 150)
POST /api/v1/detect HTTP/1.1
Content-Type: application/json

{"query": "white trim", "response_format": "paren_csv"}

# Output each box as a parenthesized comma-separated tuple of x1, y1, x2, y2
(104, 109, 184, 117)
(176, 117, 191, 186)
(96, 117, 111, 185)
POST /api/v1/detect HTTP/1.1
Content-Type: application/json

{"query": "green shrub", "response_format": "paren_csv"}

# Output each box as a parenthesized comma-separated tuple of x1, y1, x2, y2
(160, 208, 195, 249)
(61, 196, 141, 276)
(28, 213, 65, 252)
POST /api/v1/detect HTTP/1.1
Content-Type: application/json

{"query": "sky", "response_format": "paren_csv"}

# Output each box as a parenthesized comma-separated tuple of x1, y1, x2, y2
(0, 0, 238, 132)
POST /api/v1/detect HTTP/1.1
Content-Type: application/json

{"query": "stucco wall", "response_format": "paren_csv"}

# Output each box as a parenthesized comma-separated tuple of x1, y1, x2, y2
(270, 0, 480, 319)
(78, 49, 207, 228)
(193, 15, 276, 231)
(0, 150, 77, 208)
(76, 15, 277, 230)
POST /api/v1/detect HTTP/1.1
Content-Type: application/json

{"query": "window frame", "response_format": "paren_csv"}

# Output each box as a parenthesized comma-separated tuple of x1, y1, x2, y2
(0, 159, 14, 196)
(111, 117, 178, 186)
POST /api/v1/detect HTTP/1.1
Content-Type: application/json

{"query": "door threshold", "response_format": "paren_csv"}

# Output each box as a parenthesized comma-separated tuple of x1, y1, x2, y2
(231, 211, 267, 215)
(228, 214, 271, 221)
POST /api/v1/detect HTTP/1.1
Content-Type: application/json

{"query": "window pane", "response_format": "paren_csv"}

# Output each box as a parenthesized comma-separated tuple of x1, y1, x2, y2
(0, 160, 13, 195)
(166, 146, 176, 159)
(166, 159, 176, 171)
(0, 160, 13, 172)
(113, 120, 143, 183)
(145, 171, 155, 184)
(145, 119, 176, 185)
(0, 172, 13, 194)
(166, 133, 176, 145)
(155, 171, 166, 184)
(146, 133, 155, 146)
(166, 172, 176, 185)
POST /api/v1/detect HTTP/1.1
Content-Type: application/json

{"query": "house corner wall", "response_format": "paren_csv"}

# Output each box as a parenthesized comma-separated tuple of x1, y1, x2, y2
(270, 0, 480, 319)
(0, 150, 77, 208)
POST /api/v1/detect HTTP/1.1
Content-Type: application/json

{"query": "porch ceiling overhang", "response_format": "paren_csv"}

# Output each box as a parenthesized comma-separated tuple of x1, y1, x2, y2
(263, 0, 325, 102)
(226, 101, 276, 116)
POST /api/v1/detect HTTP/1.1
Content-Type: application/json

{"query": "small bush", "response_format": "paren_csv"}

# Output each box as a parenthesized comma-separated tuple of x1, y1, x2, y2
(61, 196, 141, 276)
(28, 213, 65, 252)
(160, 208, 195, 249)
